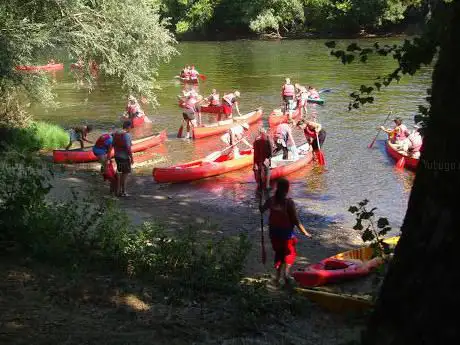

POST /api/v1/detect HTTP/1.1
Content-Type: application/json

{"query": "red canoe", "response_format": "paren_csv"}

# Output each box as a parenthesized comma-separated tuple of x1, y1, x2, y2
(192, 108, 263, 139)
(15, 63, 64, 72)
(269, 142, 314, 179)
(153, 149, 253, 183)
(268, 108, 301, 128)
(53, 130, 167, 163)
(179, 100, 222, 114)
(385, 140, 419, 171)
(178, 77, 199, 84)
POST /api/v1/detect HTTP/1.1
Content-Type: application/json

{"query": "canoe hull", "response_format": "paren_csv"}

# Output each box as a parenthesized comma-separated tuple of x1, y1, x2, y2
(268, 108, 301, 128)
(53, 130, 167, 164)
(15, 63, 64, 71)
(153, 150, 253, 183)
(269, 142, 314, 179)
(385, 140, 419, 171)
(192, 109, 263, 139)
(178, 100, 222, 114)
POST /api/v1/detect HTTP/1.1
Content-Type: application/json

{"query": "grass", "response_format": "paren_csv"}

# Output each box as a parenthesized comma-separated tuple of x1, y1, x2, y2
(33, 121, 68, 150)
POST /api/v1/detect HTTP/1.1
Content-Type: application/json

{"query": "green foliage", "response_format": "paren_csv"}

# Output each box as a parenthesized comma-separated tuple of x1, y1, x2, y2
(348, 199, 393, 257)
(33, 121, 69, 149)
(249, 9, 280, 34)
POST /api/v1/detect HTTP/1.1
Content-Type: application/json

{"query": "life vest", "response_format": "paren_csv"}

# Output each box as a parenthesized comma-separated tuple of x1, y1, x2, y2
(95, 134, 112, 148)
(282, 84, 295, 97)
(223, 93, 235, 105)
(268, 198, 295, 231)
(409, 132, 423, 152)
(304, 126, 316, 139)
(113, 132, 127, 149)
(210, 93, 220, 106)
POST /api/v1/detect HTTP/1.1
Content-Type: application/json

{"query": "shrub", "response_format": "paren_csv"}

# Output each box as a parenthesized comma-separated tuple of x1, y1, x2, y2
(34, 121, 69, 150)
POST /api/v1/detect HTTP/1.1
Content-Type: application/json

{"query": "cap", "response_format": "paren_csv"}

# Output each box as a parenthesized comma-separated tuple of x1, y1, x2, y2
(241, 123, 249, 130)
(234, 91, 240, 98)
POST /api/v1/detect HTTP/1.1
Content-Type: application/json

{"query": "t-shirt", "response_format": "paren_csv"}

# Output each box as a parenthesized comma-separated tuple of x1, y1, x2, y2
(113, 131, 132, 159)
(275, 123, 294, 147)
(253, 134, 272, 163)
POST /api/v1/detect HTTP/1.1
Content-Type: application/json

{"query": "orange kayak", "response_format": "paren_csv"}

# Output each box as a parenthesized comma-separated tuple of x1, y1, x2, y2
(153, 149, 253, 183)
(268, 108, 301, 128)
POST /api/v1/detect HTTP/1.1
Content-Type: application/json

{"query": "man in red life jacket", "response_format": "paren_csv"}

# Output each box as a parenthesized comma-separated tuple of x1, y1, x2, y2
(113, 121, 133, 197)
(281, 78, 295, 117)
(221, 90, 241, 120)
(253, 127, 273, 191)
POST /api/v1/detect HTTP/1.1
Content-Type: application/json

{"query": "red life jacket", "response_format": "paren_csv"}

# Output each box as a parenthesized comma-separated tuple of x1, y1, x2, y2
(282, 84, 295, 97)
(304, 126, 316, 139)
(113, 132, 127, 149)
(95, 133, 111, 148)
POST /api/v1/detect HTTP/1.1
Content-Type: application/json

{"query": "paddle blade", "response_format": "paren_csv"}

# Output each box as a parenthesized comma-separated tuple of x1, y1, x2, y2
(317, 150, 326, 166)
(396, 156, 405, 170)
(368, 138, 376, 149)
(177, 125, 183, 138)
(199, 74, 207, 81)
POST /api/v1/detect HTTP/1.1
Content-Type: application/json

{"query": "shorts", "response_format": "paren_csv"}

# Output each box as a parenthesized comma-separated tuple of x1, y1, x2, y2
(92, 147, 107, 158)
(69, 129, 82, 142)
(182, 110, 195, 121)
(283, 95, 294, 102)
(222, 103, 232, 115)
(115, 157, 132, 173)
(270, 236, 298, 269)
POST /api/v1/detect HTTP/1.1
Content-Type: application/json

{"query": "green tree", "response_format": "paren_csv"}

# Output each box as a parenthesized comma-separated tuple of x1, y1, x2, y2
(0, 0, 176, 128)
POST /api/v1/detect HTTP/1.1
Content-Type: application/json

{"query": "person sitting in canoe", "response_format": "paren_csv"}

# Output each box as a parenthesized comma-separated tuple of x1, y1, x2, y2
(113, 120, 134, 197)
(297, 120, 326, 156)
(380, 117, 410, 145)
(253, 127, 273, 191)
(281, 78, 295, 117)
(189, 65, 199, 81)
(122, 95, 145, 121)
(92, 132, 113, 173)
(307, 86, 320, 100)
(294, 83, 309, 118)
(259, 178, 312, 286)
(273, 120, 298, 160)
(206, 89, 220, 107)
(179, 66, 187, 79)
(181, 96, 201, 139)
(221, 90, 241, 120)
(401, 125, 423, 159)
(65, 125, 93, 150)
(220, 122, 252, 158)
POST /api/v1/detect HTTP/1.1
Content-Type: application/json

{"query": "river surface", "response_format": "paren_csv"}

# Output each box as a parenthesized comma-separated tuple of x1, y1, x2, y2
(33, 38, 432, 231)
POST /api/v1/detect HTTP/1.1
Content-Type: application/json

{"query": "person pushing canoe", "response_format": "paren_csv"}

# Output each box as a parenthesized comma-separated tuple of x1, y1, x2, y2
(221, 90, 241, 120)
(220, 122, 252, 159)
(297, 120, 326, 152)
(253, 127, 273, 191)
(65, 125, 93, 150)
(273, 121, 298, 160)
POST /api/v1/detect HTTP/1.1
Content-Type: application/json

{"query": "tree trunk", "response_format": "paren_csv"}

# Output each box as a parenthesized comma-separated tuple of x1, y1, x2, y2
(362, 2, 460, 344)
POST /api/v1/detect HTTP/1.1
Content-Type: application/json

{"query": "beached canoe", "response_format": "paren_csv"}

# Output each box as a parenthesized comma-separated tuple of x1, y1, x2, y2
(178, 100, 222, 114)
(307, 97, 325, 105)
(53, 130, 167, 164)
(153, 148, 253, 183)
(269, 142, 314, 179)
(192, 108, 263, 139)
(268, 108, 302, 128)
(15, 63, 64, 72)
(293, 236, 400, 287)
(385, 140, 419, 171)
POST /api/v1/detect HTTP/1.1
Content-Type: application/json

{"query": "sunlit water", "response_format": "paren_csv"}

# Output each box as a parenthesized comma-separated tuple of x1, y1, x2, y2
(33, 38, 431, 230)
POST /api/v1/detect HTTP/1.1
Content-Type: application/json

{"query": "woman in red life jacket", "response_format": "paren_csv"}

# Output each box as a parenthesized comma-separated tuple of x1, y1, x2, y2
(260, 178, 312, 286)
(380, 117, 410, 145)
(207, 89, 220, 107)
(221, 90, 241, 120)
(281, 78, 295, 117)
(297, 120, 326, 154)
(253, 127, 273, 191)
(113, 121, 133, 197)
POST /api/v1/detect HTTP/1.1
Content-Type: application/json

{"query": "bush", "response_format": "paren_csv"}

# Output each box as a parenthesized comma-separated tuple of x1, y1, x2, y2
(0, 121, 68, 152)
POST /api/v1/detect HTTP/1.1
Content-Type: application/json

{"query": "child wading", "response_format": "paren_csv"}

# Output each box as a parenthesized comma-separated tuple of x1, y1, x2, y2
(260, 178, 312, 286)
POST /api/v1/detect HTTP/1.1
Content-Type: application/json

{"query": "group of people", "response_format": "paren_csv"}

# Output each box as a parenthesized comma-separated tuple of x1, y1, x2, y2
(381, 117, 423, 159)
(281, 78, 320, 119)
(179, 65, 200, 81)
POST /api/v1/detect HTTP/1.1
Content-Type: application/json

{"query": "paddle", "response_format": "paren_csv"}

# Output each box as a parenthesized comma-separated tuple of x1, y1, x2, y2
(315, 132, 326, 166)
(259, 189, 267, 265)
(396, 155, 405, 170)
(368, 110, 392, 149)
(199, 74, 207, 81)
(202, 138, 246, 162)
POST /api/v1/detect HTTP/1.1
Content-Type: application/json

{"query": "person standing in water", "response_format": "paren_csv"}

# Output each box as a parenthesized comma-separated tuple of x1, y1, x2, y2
(253, 127, 273, 191)
(260, 178, 312, 286)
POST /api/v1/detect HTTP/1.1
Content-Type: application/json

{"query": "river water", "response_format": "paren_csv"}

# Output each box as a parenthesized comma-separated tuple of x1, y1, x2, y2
(33, 38, 432, 230)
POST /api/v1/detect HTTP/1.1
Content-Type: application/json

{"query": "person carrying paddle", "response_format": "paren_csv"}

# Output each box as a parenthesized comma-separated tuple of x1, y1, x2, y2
(380, 117, 410, 145)
(92, 132, 113, 173)
(297, 119, 326, 151)
(273, 121, 298, 160)
(207, 89, 220, 106)
(221, 91, 241, 119)
(260, 178, 312, 286)
(220, 122, 252, 158)
(253, 127, 273, 191)
(281, 78, 295, 117)
(113, 120, 134, 197)
(65, 125, 93, 150)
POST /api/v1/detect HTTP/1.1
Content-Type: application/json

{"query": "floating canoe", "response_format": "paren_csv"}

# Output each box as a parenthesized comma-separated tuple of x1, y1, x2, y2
(153, 149, 253, 183)
(268, 108, 301, 128)
(385, 140, 419, 171)
(307, 97, 325, 105)
(192, 108, 263, 139)
(53, 130, 167, 164)
(293, 236, 400, 287)
(178, 100, 222, 114)
(177, 76, 199, 84)
(15, 63, 64, 72)
(269, 142, 314, 179)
